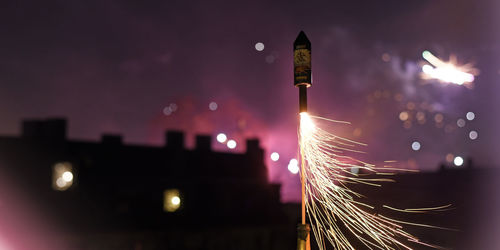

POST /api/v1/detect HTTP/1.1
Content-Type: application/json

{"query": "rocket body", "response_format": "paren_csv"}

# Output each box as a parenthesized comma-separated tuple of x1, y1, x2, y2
(293, 31, 311, 113)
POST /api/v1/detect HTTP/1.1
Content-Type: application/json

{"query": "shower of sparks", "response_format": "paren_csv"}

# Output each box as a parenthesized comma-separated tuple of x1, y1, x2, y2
(420, 50, 478, 87)
(299, 112, 446, 250)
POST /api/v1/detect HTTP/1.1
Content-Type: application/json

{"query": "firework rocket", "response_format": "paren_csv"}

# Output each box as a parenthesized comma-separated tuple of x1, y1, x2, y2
(294, 30, 311, 250)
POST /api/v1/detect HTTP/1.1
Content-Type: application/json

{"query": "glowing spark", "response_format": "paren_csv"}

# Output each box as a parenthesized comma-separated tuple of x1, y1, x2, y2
(299, 112, 444, 250)
(421, 50, 478, 86)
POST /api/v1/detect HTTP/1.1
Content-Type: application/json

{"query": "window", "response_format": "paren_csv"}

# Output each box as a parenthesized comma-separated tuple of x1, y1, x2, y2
(163, 189, 181, 212)
(52, 162, 74, 191)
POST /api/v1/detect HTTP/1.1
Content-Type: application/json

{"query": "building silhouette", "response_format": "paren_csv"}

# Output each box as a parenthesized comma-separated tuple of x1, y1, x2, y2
(0, 118, 498, 249)
(0, 118, 295, 250)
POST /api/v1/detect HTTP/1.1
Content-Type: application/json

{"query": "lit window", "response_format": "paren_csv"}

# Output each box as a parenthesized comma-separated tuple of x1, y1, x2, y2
(163, 189, 181, 212)
(52, 162, 74, 191)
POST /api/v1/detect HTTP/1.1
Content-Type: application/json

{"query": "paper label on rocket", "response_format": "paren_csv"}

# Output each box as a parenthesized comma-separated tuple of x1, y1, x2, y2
(294, 49, 311, 85)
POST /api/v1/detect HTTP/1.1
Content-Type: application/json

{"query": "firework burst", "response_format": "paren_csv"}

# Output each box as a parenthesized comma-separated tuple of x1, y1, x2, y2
(299, 112, 447, 250)
(420, 50, 478, 87)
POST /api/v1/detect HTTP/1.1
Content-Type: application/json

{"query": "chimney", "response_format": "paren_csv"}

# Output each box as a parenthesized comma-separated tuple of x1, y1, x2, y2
(166, 131, 184, 148)
(43, 119, 66, 140)
(246, 138, 262, 155)
(195, 135, 211, 151)
(22, 120, 44, 138)
(101, 134, 123, 145)
(22, 118, 66, 140)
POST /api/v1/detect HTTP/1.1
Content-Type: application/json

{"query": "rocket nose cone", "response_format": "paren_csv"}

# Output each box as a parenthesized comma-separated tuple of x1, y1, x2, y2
(294, 31, 310, 45)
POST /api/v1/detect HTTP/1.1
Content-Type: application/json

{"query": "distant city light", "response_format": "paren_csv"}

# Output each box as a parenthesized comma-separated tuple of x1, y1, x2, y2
(216, 133, 227, 143)
(227, 140, 237, 149)
(163, 189, 181, 212)
(288, 159, 299, 174)
(411, 141, 421, 151)
(457, 118, 466, 128)
(421, 50, 477, 85)
(270, 152, 280, 161)
(399, 111, 409, 121)
(469, 130, 478, 140)
(209, 102, 218, 111)
(255, 42, 265, 51)
(454, 156, 464, 167)
(466, 112, 475, 121)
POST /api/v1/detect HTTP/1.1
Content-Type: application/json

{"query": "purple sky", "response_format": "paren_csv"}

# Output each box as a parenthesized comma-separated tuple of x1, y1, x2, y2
(0, 0, 499, 201)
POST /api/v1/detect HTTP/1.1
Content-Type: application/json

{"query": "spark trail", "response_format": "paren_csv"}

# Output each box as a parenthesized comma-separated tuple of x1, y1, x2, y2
(299, 112, 445, 250)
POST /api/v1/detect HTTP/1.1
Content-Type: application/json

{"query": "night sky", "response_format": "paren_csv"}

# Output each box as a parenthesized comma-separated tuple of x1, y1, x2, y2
(1, 0, 499, 201)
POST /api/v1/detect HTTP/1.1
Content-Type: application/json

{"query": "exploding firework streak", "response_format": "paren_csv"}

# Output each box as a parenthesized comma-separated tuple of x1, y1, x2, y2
(299, 113, 449, 250)
(420, 50, 478, 87)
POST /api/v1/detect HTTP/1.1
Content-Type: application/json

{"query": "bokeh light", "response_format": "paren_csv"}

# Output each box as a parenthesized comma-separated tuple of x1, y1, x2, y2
(169, 103, 178, 112)
(270, 152, 280, 161)
(399, 111, 409, 121)
(171, 196, 181, 205)
(411, 141, 421, 151)
(434, 113, 443, 123)
(209, 101, 218, 111)
(469, 130, 478, 140)
(216, 133, 227, 143)
(255, 42, 265, 51)
(456, 118, 466, 128)
(53, 162, 73, 191)
(227, 140, 237, 149)
(163, 106, 172, 116)
(62, 171, 73, 182)
(163, 189, 181, 212)
(454, 156, 464, 167)
(466, 112, 475, 121)
(288, 158, 299, 174)
(445, 153, 454, 163)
